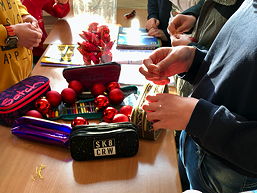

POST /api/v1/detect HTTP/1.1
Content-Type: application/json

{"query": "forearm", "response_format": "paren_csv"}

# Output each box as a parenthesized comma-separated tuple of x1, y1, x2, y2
(43, 1, 70, 18)
(147, 0, 159, 19)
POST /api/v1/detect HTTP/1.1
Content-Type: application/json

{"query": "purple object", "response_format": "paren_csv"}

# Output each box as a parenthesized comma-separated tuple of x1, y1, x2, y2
(11, 116, 72, 147)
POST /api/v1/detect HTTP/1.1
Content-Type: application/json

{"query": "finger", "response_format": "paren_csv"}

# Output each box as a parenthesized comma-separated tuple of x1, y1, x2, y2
(143, 58, 160, 75)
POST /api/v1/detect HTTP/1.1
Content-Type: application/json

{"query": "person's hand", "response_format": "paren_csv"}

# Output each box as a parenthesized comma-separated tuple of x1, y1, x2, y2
(139, 46, 196, 85)
(12, 23, 42, 50)
(168, 14, 196, 35)
(148, 28, 168, 41)
(145, 18, 160, 31)
(56, 0, 69, 4)
(142, 93, 199, 130)
(22, 14, 39, 29)
(171, 33, 193, 46)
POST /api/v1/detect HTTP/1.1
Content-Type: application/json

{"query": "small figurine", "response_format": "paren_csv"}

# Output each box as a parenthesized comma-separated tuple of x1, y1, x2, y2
(124, 10, 136, 19)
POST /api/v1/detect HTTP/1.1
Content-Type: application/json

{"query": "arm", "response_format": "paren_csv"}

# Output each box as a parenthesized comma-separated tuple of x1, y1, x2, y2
(43, 0, 70, 18)
(147, 0, 159, 20)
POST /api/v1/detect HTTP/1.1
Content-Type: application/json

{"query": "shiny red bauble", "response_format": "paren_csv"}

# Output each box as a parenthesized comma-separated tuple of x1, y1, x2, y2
(35, 98, 51, 115)
(108, 88, 124, 105)
(25, 110, 43, 118)
(68, 80, 84, 94)
(46, 90, 62, 107)
(71, 117, 89, 127)
(112, 113, 130, 123)
(119, 105, 133, 117)
(91, 83, 106, 96)
(61, 88, 77, 104)
(106, 81, 120, 92)
(103, 106, 118, 123)
(94, 95, 109, 109)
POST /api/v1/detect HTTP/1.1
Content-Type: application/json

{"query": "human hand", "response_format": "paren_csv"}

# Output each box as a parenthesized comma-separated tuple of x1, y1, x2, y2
(142, 93, 199, 130)
(168, 14, 196, 35)
(145, 18, 160, 30)
(139, 46, 196, 85)
(171, 33, 193, 46)
(148, 28, 168, 41)
(22, 14, 39, 29)
(12, 23, 42, 50)
(56, 0, 69, 4)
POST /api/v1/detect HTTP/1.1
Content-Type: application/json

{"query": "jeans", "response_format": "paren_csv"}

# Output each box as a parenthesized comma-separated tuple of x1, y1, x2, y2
(179, 130, 257, 193)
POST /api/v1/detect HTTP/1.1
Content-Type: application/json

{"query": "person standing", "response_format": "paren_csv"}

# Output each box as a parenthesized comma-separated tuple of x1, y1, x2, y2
(21, 0, 70, 64)
(139, 0, 257, 191)
(0, 0, 42, 92)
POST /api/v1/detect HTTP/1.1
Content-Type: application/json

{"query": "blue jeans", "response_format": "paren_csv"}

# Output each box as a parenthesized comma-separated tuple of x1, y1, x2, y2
(179, 130, 257, 193)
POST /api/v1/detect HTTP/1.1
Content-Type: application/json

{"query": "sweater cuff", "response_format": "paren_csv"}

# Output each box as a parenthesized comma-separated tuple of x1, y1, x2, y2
(186, 99, 219, 139)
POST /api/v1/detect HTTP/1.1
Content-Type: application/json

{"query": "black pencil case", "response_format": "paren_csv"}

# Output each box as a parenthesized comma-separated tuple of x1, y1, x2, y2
(69, 122, 139, 161)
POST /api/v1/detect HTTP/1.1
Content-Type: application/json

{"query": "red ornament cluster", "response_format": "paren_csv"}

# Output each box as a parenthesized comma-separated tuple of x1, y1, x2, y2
(78, 22, 114, 65)
(26, 80, 133, 125)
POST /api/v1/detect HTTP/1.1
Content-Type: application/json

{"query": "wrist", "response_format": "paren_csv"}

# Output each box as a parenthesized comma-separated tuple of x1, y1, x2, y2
(4, 25, 18, 48)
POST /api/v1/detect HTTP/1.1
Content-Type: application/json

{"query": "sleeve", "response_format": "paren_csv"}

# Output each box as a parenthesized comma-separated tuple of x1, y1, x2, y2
(186, 99, 257, 176)
(181, 0, 205, 18)
(43, 1, 70, 18)
(147, 0, 159, 20)
(16, 0, 29, 16)
(0, 25, 7, 45)
(179, 47, 207, 85)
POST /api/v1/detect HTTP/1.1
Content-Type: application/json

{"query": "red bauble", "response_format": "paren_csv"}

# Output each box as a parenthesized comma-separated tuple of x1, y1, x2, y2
(35, 98, 51, 115)
(71, 117, 89, 127)
(46, 90, 62, 107)
(108, 88, 124, 105)
(112, 113, 130, 123)
(26, 110, 43, 118)
(91, 83, 106, 96)
(94, 95, 109, 109)
(119, 105, 133, 117)
(103, 106, 118, 122)
(106, 82, 120, 92)
(88, 22, 99, 33)
(61, 88, 77, 104)
(68, 80, 84, 94)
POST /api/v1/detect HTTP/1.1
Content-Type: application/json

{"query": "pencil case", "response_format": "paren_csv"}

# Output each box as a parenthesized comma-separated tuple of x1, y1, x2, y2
(0, 75, 50, 126)
(131, 82, 168, 140)
(63, 62, 121, 90)
(69, 122, 139, 161)
(11, 116, 72, 147)
(46, 85, 139, 121)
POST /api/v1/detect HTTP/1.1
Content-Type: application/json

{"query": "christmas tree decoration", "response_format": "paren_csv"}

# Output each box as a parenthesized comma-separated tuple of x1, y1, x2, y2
(112, 113, 130, 123)
(25, 110, 43, 119)
(119, 105, 133, 117)
(108, 88, 124, 105)
(103, 106, 118, 123)
(35, 97, 51, 115)
(94, 95, 109, 110)
(106, 81, 120, 92)
(46, 90, 62, 107)
(61, 88, 77, 104)
(68, 80, 84, 94)
(71, 117, 89, 127)
(91, 83, 106, 96)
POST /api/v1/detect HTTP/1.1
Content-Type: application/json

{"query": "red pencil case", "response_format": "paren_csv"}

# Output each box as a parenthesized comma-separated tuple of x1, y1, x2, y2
(62, 62, 121, 90)
(0, 75, 50, 126)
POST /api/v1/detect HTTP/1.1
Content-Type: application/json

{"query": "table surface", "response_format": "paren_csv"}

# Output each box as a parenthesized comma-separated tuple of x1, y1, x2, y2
(0, 3, 182, 193)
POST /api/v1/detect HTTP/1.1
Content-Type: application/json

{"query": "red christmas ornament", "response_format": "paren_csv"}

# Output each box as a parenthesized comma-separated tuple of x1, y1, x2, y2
(94, 95, 109, 109)
(61, 88, 77, 104)
(97, 25, 110, 37)
(106, 82, 120, 92)
(91, 83, 106, 96)
(103, 106, 118, 123)
(119, 105, 133, 117)
(46, 90, 62, 107)
(71, 117, 89, 127)
(108, 88, 125, 105)
(35, 98, 51, 115)
(68, 80, 84, 94)
(112, 113, 130, 123)
(26, 110, 43, 119)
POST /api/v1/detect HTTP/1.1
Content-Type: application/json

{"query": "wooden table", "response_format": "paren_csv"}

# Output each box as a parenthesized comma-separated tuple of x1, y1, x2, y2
(0, 5, 182, 193)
